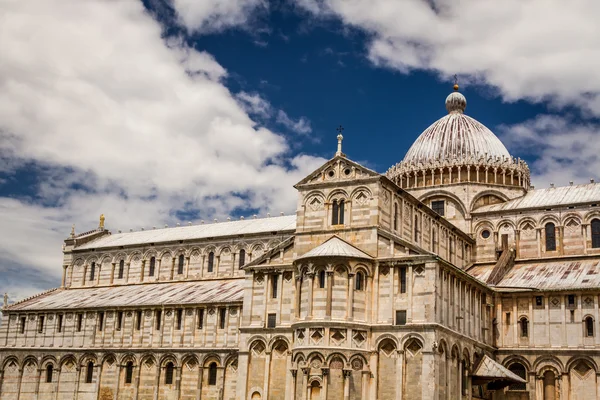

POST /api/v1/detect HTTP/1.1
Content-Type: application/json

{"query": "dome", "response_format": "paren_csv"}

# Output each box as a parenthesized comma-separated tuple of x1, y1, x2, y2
(403, 89, 511, 164)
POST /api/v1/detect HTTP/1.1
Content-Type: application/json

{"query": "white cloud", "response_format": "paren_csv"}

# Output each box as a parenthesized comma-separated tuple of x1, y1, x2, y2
(499, 115, 600, 187)
(171, 0, 267, 33)
(236, 91, 272, 118)
(0, 0, 325, 300)
(296, 0, 600, 115)
(276, 110, 312, 134)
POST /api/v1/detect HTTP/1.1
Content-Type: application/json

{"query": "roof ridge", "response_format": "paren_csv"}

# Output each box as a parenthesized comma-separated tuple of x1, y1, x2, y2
(4, 287, 60, 310)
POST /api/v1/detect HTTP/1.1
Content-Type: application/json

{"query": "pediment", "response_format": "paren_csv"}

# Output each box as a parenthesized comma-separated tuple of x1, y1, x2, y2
(295, 156, 380, 188)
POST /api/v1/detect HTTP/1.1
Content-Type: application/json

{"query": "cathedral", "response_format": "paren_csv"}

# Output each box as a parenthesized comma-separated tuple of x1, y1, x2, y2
(2, 84, 600, 400)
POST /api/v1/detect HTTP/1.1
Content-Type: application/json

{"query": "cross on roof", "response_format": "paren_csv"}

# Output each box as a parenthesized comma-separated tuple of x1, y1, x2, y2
(336, 125, 344, 134)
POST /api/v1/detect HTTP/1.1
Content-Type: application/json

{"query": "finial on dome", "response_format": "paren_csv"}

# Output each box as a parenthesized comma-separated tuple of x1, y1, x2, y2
(445, 78, 466, 114)
(453, 74, 459, 91)
(336, 125, 344, 156)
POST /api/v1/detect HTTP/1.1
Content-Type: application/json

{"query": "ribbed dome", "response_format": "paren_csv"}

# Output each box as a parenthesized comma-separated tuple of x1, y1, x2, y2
(403, 90, 511, 163)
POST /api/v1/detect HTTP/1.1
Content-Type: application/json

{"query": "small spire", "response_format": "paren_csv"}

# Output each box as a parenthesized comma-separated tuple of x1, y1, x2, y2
(99, 214, 105, 230)
(453, 74, 459, 91)
(3, 293, 8, 308)
(336, 125, 344, 156)
(70, 224, 75, 238)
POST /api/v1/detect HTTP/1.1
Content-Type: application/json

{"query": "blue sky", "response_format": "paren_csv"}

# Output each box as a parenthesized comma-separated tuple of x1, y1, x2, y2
(1, 0, 600, 302)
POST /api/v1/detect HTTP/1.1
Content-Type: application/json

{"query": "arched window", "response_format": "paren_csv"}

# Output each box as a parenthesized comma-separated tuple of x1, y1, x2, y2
(586, 316, 594, 337)
(46, 364, 53, 383)
(85, 361, 94, 383)
(355, 271, 364, 291)
(508, 363, 527, 391)
(331, 199, 345, 225)
(318, 270, 326, 289)
(165, 362, 174, 385)
(520, 317, 529, 338)
(545, 222, 556, 251)
(592, 219, 600, 249)
(125, 361, 134, 384)
(118, 260, 124, 279)
(149, 256, 156, 277)
(207, 252, 214, 273)
(393, 203, 398, 231)
(239, 249, 246, 267)
(208, 362, 217, 385)
(90, 262, 95, 282)
(178, 254, 184, 275)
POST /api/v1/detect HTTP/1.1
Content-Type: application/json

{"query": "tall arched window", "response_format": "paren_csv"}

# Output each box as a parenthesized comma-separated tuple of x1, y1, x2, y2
(520, 317, 529, 338)
(239, 249, 246, 267)
(318, 270, 326, 289)
(149, 256, 156, 277)
(585, 316, 594, 337)
(355, 271, 364, 291)
(331, 199, 345, 225)
(90, 262, 95, 282)
(393, 203, 398, 231)
(125, 361, 134, 384)
(208, 362, 217, 385)
(545, 222, 556, 251)
(118, 260, 124, 279)
(46, 364, 53, 383)
(592, 219, 600, 249)
(178, 254, 184, 275)
(165, 362, 174, 385)
(85, 361, 94, 383)
(207, 252, 214, 273)
(508, 363, 527, 391)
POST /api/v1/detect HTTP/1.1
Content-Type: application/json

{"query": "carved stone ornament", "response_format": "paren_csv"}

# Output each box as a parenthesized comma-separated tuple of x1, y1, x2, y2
(208, 308, 216, 316)
(351, 358, 363, 371)
(165, 310, 172, 317)
(145, 310, 152, 318)
(66, 313, 73, 320)
(126, 311, 133, 318)
(186, 309, 194, 316)
(255, 273, 264, 285)
(284, 272, 293, 282)
(9, 315, 16, 321)
(29, 314, 36, 321)
(230, 308, 237, 316)
(48, 314, 55, 321)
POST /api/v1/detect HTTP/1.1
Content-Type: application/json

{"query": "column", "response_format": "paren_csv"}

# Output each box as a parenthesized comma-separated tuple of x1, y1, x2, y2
(295, 276, 302, 318)
(396, 350, 404, 400)
(185, 256, 191, 279)
(372, 262, 379, 323)
(110, 263, 116, 285)
(153, 364, 161, 400)
(61, 265, 68, 288)
(307, 273, 315, 318)
(196, 365, 203, 400)
(73, 366, 82, 400)
(290, 369, 297, 400)
(348, 273, 355, 321)
(175, 365, 182, 399)
(301, 367, 309, 400)
(321, 368, 329, 399)
(140, 260, 146, 283)
(134, 363, 142, 400)
(170, 257, 175, 280)
(34, 367, 43, 400)
(559, 225, 565, 255)
(343, 369, 352, 400)
(325, 270, 333, 318)
(93, 363, 103, 400)
(125, 262, 131, 283)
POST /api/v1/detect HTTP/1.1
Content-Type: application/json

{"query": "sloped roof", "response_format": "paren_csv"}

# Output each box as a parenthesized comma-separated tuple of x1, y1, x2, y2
(5, 279, 243, 311)
(296, 236, 373, 260)
(472, 355, 526, 383)
(474, 182, 600, 213)
(75, 215, 296, 250)
(496, 259, 600, 290)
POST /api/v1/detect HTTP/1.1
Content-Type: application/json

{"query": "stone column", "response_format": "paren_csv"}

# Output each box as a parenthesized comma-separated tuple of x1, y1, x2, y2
(73, 366, 82, 400)
(325, 270, 333, 318)
(125, 262, 131, 283)
(301, 367, 309, 400)
(321, 368, 329, 399)
(347, 273, 355, 321)
(196, 365, 203, 400)
(372, 262, 379, 323)
(93, 362, 103, 400)
(153, 364, 161, 400)
(290, 369, 297, 400)
(61, 265, 68, 288)
(140, 260, 146, 283)
(343, 369, 352, 400)
(185, 256, 191, 279)
(110, 263, 116, 285)
(307, 273, 315, 318)
(295, 276, 302, 318)
(396, 350, 404, 400)
(134, 363, 142, 400)
(34, 367, 43, 400)
(170, 257, 176, 280)
(558, 225, 565, 255)
(263, 351, 271, 400)
(175, 366, 182, 400)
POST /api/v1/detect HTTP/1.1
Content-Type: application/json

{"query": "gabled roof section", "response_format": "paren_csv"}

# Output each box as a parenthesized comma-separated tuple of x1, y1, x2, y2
(474, 182, 600, 213)
(5, 280, 243, 311)
(75, 215, 296, 250)
(243, 236, 295, 268)
(472, 355, 526, 384)
(296, 236, 373, 261)
(294, 155, 380, 188)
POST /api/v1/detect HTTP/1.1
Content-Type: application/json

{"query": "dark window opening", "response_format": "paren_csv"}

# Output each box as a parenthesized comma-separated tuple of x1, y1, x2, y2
(238, 249, 246, 267)
(149, 257, 155, 277)
(178, 255, 184, 275)
(136, 311, 142, 331)
(545, 222, 556, 251)
(20, 316, 26, 334)
(355, 272, 364, 291)
(318, 270, 325, 289)
(586, 317, 594, 337)
(90, 262, 96, 282)
(332, 199, 345, 225)
(568, 295, 576, 307)
(98, 312, 104, 332)
(38, 315, 45, 333)
(592, 219, 600, 248)
(57, 314, 63, 333)
(207, 252, 214, 273)
(219, 308, 226, 329)
(395, 310, 407, 326)
(46, 364, 53, 383)
(176, 309, 183, 330)
(77, 313, 83, 332)
(208, 363, 217, 385)
(272, 274, 279, 298)
(197, 309, 204, 330)
(118, 260, 124, 279)
(508, 363, 527, 391)
(116, 311, 123, 331)
(431, 200, 445, 216)
(85, 362, 94, 383)
(400, 267, 407, 294)
(414, 215, 419, 242)
(535, 296, 543, 307)
(165, 362, 174, 385)
(155, 310, 162, 330)
(520, 318, 529, 337)
(506, 312, 511, 325)
(125, 361, 134, 384)
(393, 203, 398, 231)
(570, 310, 575, 323)
(267, 313, 276, 328)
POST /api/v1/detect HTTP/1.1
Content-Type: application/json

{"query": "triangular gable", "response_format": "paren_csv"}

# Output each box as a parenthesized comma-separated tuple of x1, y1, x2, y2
(295, 155, 380, 188)
(472, 355, 526, 384)
(297, 235, 373, 261)
(242, 236, 295, 269)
